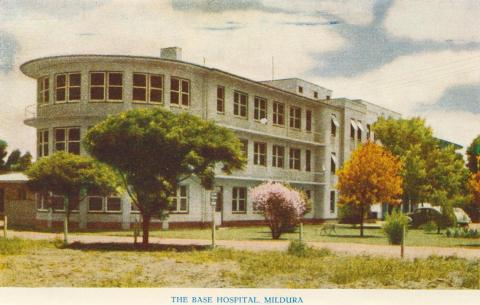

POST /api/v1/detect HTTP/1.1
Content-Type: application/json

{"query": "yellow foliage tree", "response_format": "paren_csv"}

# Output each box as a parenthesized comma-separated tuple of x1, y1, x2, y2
(337, 142, 403, 236)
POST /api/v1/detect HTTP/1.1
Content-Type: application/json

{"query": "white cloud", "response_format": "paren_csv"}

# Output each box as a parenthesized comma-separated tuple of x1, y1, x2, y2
(385, 0, 480, 43)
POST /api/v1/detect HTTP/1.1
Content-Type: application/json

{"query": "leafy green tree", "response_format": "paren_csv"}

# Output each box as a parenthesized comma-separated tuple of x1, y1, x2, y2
(26, 152, 119, 244)
(0, 140, 8, 170)
(83, 108, 246, 245)
(466, 135, 480, 173)
(0, 141, 33, 172)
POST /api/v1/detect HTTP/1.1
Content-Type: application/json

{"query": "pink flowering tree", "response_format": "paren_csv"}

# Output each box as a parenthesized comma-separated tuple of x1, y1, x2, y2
(251, 181, 309, 239)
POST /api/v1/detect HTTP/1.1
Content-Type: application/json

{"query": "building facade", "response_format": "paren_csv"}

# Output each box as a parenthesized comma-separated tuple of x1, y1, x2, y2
(11, 47, 400, 229)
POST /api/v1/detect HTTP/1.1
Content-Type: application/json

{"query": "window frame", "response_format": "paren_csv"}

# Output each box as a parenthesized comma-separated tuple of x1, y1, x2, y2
(289, 148, 301, 170)
(53, 127, 81, 155)
(331, 152, 337, 174)
(232, 187, 247, 214)
(132, 73, 164, 104)
(217, 85, 225, 114)
(240, 139, 248, 158)
(170, 77, 190, 107)
(289, 106, 301, 130)
(253, 142, 267, 166)
(272, 101, 285, 126)
(330, 190, 336, 213)
(233, 90, 248, 118)
(272, 145, 285, 168)
(331, 114, 339, 137)
(37, 129, 49, 158)
(306, 110, 312, 132)
(253, 96, 267, 121)
(89, 71, 124, 102)
(170, 185, 189, 214)
(38, 76, 49, 105)
(305, 149, 312, 172)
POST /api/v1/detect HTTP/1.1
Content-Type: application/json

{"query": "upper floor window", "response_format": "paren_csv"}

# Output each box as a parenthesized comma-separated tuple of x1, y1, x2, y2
(313, 91, 318, 99)
(232, 187, 247, 213)
(254, 96, 267, 121)
(54, 127, 80, 155)
(272, 145, 285, 168)
(55, 73, 81, 103)
(306, 110, 312, 132)
(357, 121, 363, 140)
(234, 91, 248, 118)
(289, 148, 301, 170)
(289, 106, 301, 129)
(37, 129, 49, 158)
(133, 73, 163, 104)
(240, 139, 248, 158)
(326, 95, 331, 100)
(350, 120, 357, 140)
(331, 152, 337, 174)
(298, 86, 303, 94)
(90, 72, 123, 101)
(273, 102, 285, 126)
(217, 86, 225, 114)
(253, 142, 267, 166)
(170, 185, 189, 213)
(367, 124, 372, 140)
(305, 150, 311, 172)
(331, 114, 339, 137)
(170, 77, 189, 107)
(38, 76, 49, 104)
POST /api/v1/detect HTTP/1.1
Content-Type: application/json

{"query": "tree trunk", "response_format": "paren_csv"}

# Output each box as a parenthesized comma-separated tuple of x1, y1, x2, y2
(360, 204, 364, 237)
(142, 214, 151, 246)
(63, 196, 69, 246)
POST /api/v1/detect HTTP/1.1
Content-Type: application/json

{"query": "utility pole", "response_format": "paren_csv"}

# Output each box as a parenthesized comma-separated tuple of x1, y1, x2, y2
(210, 191, 218, 249)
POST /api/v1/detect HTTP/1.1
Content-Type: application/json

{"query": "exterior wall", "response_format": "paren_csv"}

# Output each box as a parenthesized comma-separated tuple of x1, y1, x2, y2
(19, 54, 401, 229)
(0, 183, 36, 226)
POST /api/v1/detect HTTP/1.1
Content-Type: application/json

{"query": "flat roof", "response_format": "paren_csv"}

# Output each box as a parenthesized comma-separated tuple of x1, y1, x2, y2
(0, 172, 28, 183)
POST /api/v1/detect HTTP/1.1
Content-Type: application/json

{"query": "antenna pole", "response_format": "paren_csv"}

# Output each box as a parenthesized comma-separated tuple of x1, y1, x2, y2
(272, 56, 274, 81)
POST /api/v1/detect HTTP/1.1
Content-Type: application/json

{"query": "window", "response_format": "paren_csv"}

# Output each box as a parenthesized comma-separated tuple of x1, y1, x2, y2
(54, 127, 80, 155)
(36, 194, 47, 210)
(289, 106, 301, 129)
(330, 191, 336, 213)
(331, 114, 339, 137)
(88, 194, 121, 212)
(331, 152, 337, 174)
(272, 102, 285, 125)
(357, 121, 363, 140)
(133, 73, 163, 103)
(170, 77, 190, 107)
(367, 124, 373, 140)
(170, 185, 189, 213)
(90, 72, 123, 101)
(253, 142, 267, 166)
(326, 95, 331, 100)
(298, 86, 303, 94)
(55, 73, 81, 103)
(272, 145, 285, 168)
(88, 196, 103, 212)
(306, 110, 312, 132)
(232, 187, 247, 213)
(314, 91, 318, 99)
(106, 197, 122, 212)
(240, 139, 248, 157)
(38, 76, 49, 104)
(305, 150, 311, 172)
(254, 96, 267, 121)
(51, 195, 65, 211)
(37, 129, 49, 158)
(305, 190, 312, 200)
(289, 148, 301, 170)
(217, 86, 225, 113)
(350, 120, 357, 140)
(234, 91, 248, 118)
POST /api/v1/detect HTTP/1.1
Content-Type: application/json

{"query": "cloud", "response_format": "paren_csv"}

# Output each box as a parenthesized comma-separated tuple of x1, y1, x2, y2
(0, 0, 110, 19)
(0, 32, 18, 72)
(385, 0, 480, 43)
(418, 84, 480, 114)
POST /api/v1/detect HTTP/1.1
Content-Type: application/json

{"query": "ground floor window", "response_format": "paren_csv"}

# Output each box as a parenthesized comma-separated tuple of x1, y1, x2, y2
(88, 194, 122, 213)
(330, 191, 335, 213)
(232, 187, 247, 213)
(36, 193, 79, 212)
(170, 185, 189, 213)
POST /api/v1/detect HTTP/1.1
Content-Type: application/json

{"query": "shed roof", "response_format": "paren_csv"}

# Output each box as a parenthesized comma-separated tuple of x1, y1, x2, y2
(0, 172, 29, 183)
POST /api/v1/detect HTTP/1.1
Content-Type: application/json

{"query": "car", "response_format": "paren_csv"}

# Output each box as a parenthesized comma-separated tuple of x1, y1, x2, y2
(407, 206, 471, 228)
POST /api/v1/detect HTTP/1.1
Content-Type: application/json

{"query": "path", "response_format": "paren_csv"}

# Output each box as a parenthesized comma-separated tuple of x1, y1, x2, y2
(7, 230, 480, 260)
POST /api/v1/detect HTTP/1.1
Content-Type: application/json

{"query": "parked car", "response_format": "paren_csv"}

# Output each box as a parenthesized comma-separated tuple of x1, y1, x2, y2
(407, 206, 471, 228)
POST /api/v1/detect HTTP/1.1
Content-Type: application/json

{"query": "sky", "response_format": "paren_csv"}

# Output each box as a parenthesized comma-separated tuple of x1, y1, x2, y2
(0, 0, 479, 156)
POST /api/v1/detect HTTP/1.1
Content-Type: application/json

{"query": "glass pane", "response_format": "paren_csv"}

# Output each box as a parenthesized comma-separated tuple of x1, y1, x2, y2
(43, 144, 49, 156)
(56, 89, 65, 101)
(52, 196, 65, 210)
(44, 78, 49, 89)
(239, 200, 245, 212)
(170, 91, 179, 104)
(90, 73, 105, 86)
(108, 73, 123, 86)
(89, 197, 103, 211)
(55, 129, 65, 141)
(56, 74, 66, 87)
(180, 186, 187, 197)
(217, 87, 224, 99)
(68, 142, 80, 155)
(90, 87, 104, 100)
(150, 75, 162, 88)
(133, 73, 146, 86)
(180, 199, 187, 211)
(133, 87, 146, 101)
(68, 128, 80, 141)
(108, 87, 123, 100)
(150, 89, 162, 102)
(43, 130, 49, 141)
(171, 78, 179, 91)
(181, 80, 189, 93)
(171, 198, 177, 211)
(69, 87, 81, 100)
(181, 93, 189, 106)
(44, 91, 49, 103)
(69, 73, 81, 86)
(70, 196, 80, 210)
(107, 197, 121, 211)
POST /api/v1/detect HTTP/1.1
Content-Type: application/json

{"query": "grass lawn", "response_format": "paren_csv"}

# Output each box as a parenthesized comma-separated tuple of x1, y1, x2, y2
(1, 238, 479, 288)
(67, 224, 480, 248)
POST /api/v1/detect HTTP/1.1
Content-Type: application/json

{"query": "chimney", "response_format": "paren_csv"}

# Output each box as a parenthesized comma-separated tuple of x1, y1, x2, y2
(160, 47, 182, 60)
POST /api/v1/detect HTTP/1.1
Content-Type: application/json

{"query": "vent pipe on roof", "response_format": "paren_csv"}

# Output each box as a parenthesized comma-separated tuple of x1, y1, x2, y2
(160, 47, 182, 60)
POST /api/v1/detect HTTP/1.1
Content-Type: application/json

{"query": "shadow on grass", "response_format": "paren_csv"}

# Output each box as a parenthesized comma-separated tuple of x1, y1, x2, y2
(65, 242, 211, 252)
(323, 235, 383, 239)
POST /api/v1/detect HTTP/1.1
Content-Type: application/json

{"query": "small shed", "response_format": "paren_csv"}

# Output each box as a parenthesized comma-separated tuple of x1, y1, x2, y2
(0, 172, 36, 227)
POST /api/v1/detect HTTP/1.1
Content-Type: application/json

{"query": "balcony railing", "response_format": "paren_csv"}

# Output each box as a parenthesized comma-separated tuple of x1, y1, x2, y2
(25, 104, 37, 120)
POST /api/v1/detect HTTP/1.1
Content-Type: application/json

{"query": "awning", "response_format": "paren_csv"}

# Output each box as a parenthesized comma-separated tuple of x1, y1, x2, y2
(331, 115, 340, 127)
(350, 119, 358, 130)
(331, 153, 337, 165)
(356, 121, 365, 132)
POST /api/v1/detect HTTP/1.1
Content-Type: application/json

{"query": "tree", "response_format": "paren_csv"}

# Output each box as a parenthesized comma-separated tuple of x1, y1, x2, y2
(251, 181, 308, 239)
(0, 140, 7, 169)
(466, 136, 480, 173)
(0, 141, 33, 173)
(83, 108, 246, 245)
(373, 117, 469, 212)
(337, 142, 403, 237)
(467, 169, 480, 221)
(26, 152, 119, 244)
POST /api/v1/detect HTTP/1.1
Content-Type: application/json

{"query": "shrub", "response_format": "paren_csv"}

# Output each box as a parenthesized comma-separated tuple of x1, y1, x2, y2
(287, 240, 310, 257)
(382, 210, 409, 245)
(251, 182, 307, 239)
(419, 221, 436, 233)
(337, 203, 363, 225)
(445, 227, 479, 238)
